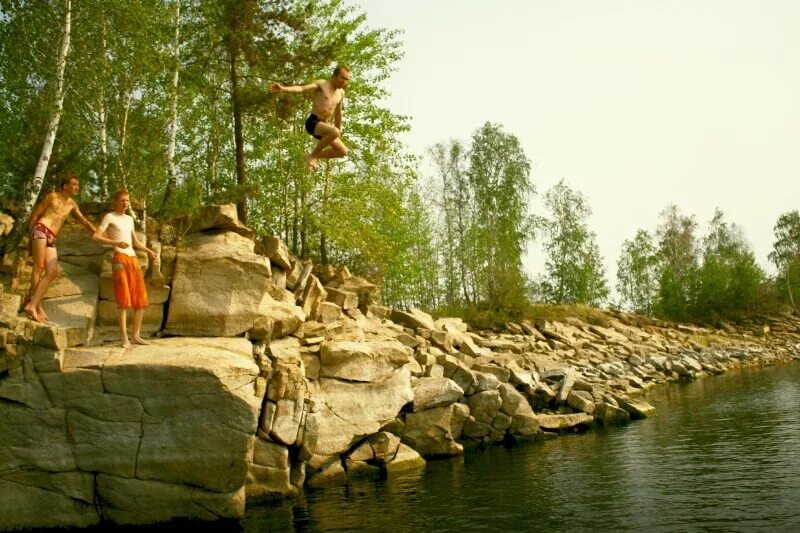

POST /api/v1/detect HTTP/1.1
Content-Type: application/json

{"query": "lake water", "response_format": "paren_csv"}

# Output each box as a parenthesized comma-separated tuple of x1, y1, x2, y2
(242, 363, 800, 532)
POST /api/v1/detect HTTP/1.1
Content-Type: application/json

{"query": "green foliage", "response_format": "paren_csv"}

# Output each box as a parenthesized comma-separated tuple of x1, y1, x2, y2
(653, 205, 698, 321)
(691, 209, 767, 320)
(769, 210, 800, 310)
(426, 123, 535, 315)
(538, 179, 609, 306)
(616, 229, 658, 314)
(0, 0, 440, 306)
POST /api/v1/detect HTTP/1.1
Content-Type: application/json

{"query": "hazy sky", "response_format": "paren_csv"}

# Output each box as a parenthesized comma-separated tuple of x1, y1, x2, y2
(361, 0, 800, 284)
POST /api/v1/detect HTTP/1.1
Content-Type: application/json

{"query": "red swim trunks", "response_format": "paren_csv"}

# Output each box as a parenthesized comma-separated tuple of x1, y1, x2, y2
(111, 253, 148, 310)
(29, 222, 56, 248)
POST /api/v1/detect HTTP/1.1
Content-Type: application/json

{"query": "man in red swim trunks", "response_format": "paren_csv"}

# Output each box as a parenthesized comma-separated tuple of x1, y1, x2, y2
(24, 175, 96, 322)
(270, 64, 351, 173)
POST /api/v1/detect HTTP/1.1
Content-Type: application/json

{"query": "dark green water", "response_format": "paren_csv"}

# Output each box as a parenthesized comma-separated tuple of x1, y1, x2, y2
(243, 363, 800, 532)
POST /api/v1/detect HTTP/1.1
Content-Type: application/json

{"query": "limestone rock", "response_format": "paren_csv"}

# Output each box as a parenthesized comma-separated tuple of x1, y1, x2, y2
(100, 338, 262, 492)
(465, 390, 502, 424)
(411, 377, 464, 411)
(326, 287, 358, 310)
(402, 403, 469, 456)
(595, 402, 631, 425)
(303, 367, 413, 457)
(385, 443, 426, 473)
(165, 232, 271, 336)
(391, 308, 436, 331)
(299, 275, 327, 319)
(0, 471, 98, 530)
(258, 295, 305, 339)
(537, 413, 594, 431)
(319, 338, 412, 382)
(96, 475, 245, 525)
(189, 203, 255, 239)
(262, 236, 292, 270)
(246, 439, 294, 500)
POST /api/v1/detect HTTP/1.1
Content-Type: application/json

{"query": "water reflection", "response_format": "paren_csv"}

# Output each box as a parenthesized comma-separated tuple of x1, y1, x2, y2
(243, 364, 800, 532)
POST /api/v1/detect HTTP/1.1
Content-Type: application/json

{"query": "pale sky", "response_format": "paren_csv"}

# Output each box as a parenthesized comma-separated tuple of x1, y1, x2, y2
(361, 0, 800, 287)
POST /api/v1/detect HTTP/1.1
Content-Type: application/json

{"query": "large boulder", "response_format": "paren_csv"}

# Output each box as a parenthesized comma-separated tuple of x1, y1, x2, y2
(261, 236, 292, 271)
(189, 204, 255, 239)
(302, 367, 413, 457)
(165, 232, 272, 336)
(319, 338, 413, 382)
(391, 308, 436, 331)
(0, 337, 263, 528)
(411, 377, 464, 411)
(402, 402, 469, 456)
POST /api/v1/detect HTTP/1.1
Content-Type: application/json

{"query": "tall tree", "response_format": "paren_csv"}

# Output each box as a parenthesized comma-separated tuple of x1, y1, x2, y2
(428, 140, 471, 307)
(162, 0, 182, 209)
(693, 209, 765, 319)
(539, 179, 608, 306)
(20, 0, 71, 224)
(466, 122, 534, 311)
(769, 210, 800, 311)
(654, 205, 698, 321)
(616, 229, 658, 314)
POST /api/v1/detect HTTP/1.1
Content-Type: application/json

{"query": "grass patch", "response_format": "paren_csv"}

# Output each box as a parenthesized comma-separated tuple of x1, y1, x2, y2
(523, 303, 612, 328)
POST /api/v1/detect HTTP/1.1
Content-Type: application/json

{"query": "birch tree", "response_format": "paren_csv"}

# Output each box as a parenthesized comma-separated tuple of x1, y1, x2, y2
(162, 0, 182, 209)
(769, 210, 800, 311)
(540, 179, 608, 306)
(20, 0, 71, 223)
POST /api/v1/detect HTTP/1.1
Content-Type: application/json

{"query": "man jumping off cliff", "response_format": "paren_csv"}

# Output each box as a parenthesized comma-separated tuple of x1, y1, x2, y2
(270, 64, 351, 174)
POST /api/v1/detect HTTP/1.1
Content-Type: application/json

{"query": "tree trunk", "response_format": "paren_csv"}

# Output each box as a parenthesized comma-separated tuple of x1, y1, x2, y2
(116, 90, 136, 221)
(21, 0, 71, 222)
(229, 49, 247, 224)
(787, 275, 797, 311)
(162, 0, 181, 210)
(320, 162, 331, 264)
(98, 8, 108, 200)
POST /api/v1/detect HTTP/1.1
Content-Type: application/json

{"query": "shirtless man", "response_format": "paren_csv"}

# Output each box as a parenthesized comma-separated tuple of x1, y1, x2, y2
(23, 175, 96, 322)
(92, 189, 158, 351)
(271, 64, 351, 173)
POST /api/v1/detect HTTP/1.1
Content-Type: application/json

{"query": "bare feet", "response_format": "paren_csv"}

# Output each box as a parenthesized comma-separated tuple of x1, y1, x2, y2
(304, 153, 318, 174)
(122, 339, 132, 351)
(37, 304, 49, 322)
(23, 302, 42, 322)
(132, 337, 151, 346)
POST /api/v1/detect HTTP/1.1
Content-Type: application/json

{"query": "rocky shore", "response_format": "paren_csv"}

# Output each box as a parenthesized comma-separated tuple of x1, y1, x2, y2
(1, 205, 799, 529)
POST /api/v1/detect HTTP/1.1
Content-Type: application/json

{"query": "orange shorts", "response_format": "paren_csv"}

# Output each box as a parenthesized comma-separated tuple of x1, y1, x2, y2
(112, 253, 148, 310)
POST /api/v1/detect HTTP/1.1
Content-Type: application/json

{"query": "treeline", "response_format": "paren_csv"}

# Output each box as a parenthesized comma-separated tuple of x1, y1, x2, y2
(616, 207, 800, 323)
(423, 124, 799, 325)
(1, 1, 797, 324)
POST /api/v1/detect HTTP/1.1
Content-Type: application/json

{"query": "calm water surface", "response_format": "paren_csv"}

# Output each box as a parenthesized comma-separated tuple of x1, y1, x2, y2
(243, 363, 800, 532)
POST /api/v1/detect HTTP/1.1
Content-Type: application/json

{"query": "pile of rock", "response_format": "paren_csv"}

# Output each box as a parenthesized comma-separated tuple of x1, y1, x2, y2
(1, 203, 799, 530)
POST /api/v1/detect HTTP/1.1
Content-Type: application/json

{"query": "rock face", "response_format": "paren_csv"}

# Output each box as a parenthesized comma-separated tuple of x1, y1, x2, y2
(165, 232, 272, 336)
(0, 336, 262, 529)
(303, 368, 413, 457)
(2, 203, 800, 529)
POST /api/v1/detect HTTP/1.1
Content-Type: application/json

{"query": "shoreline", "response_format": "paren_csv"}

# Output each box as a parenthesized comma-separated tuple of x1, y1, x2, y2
(1, 204, 799, 530)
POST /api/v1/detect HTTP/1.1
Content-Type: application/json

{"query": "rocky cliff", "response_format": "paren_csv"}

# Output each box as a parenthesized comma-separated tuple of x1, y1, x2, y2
(1, 204, 799, 529)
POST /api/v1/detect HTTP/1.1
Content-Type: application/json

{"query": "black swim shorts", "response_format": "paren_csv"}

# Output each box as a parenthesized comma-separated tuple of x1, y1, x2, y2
(305, 113, 323, 139)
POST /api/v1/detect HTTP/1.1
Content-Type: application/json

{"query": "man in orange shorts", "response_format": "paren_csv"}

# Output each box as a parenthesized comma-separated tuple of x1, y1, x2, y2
(92, 190, 158, 350)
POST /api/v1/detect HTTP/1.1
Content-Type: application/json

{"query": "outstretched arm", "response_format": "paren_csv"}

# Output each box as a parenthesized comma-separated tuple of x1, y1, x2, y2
(270, 80, 319, 95)
(71, 202, 97, 234)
